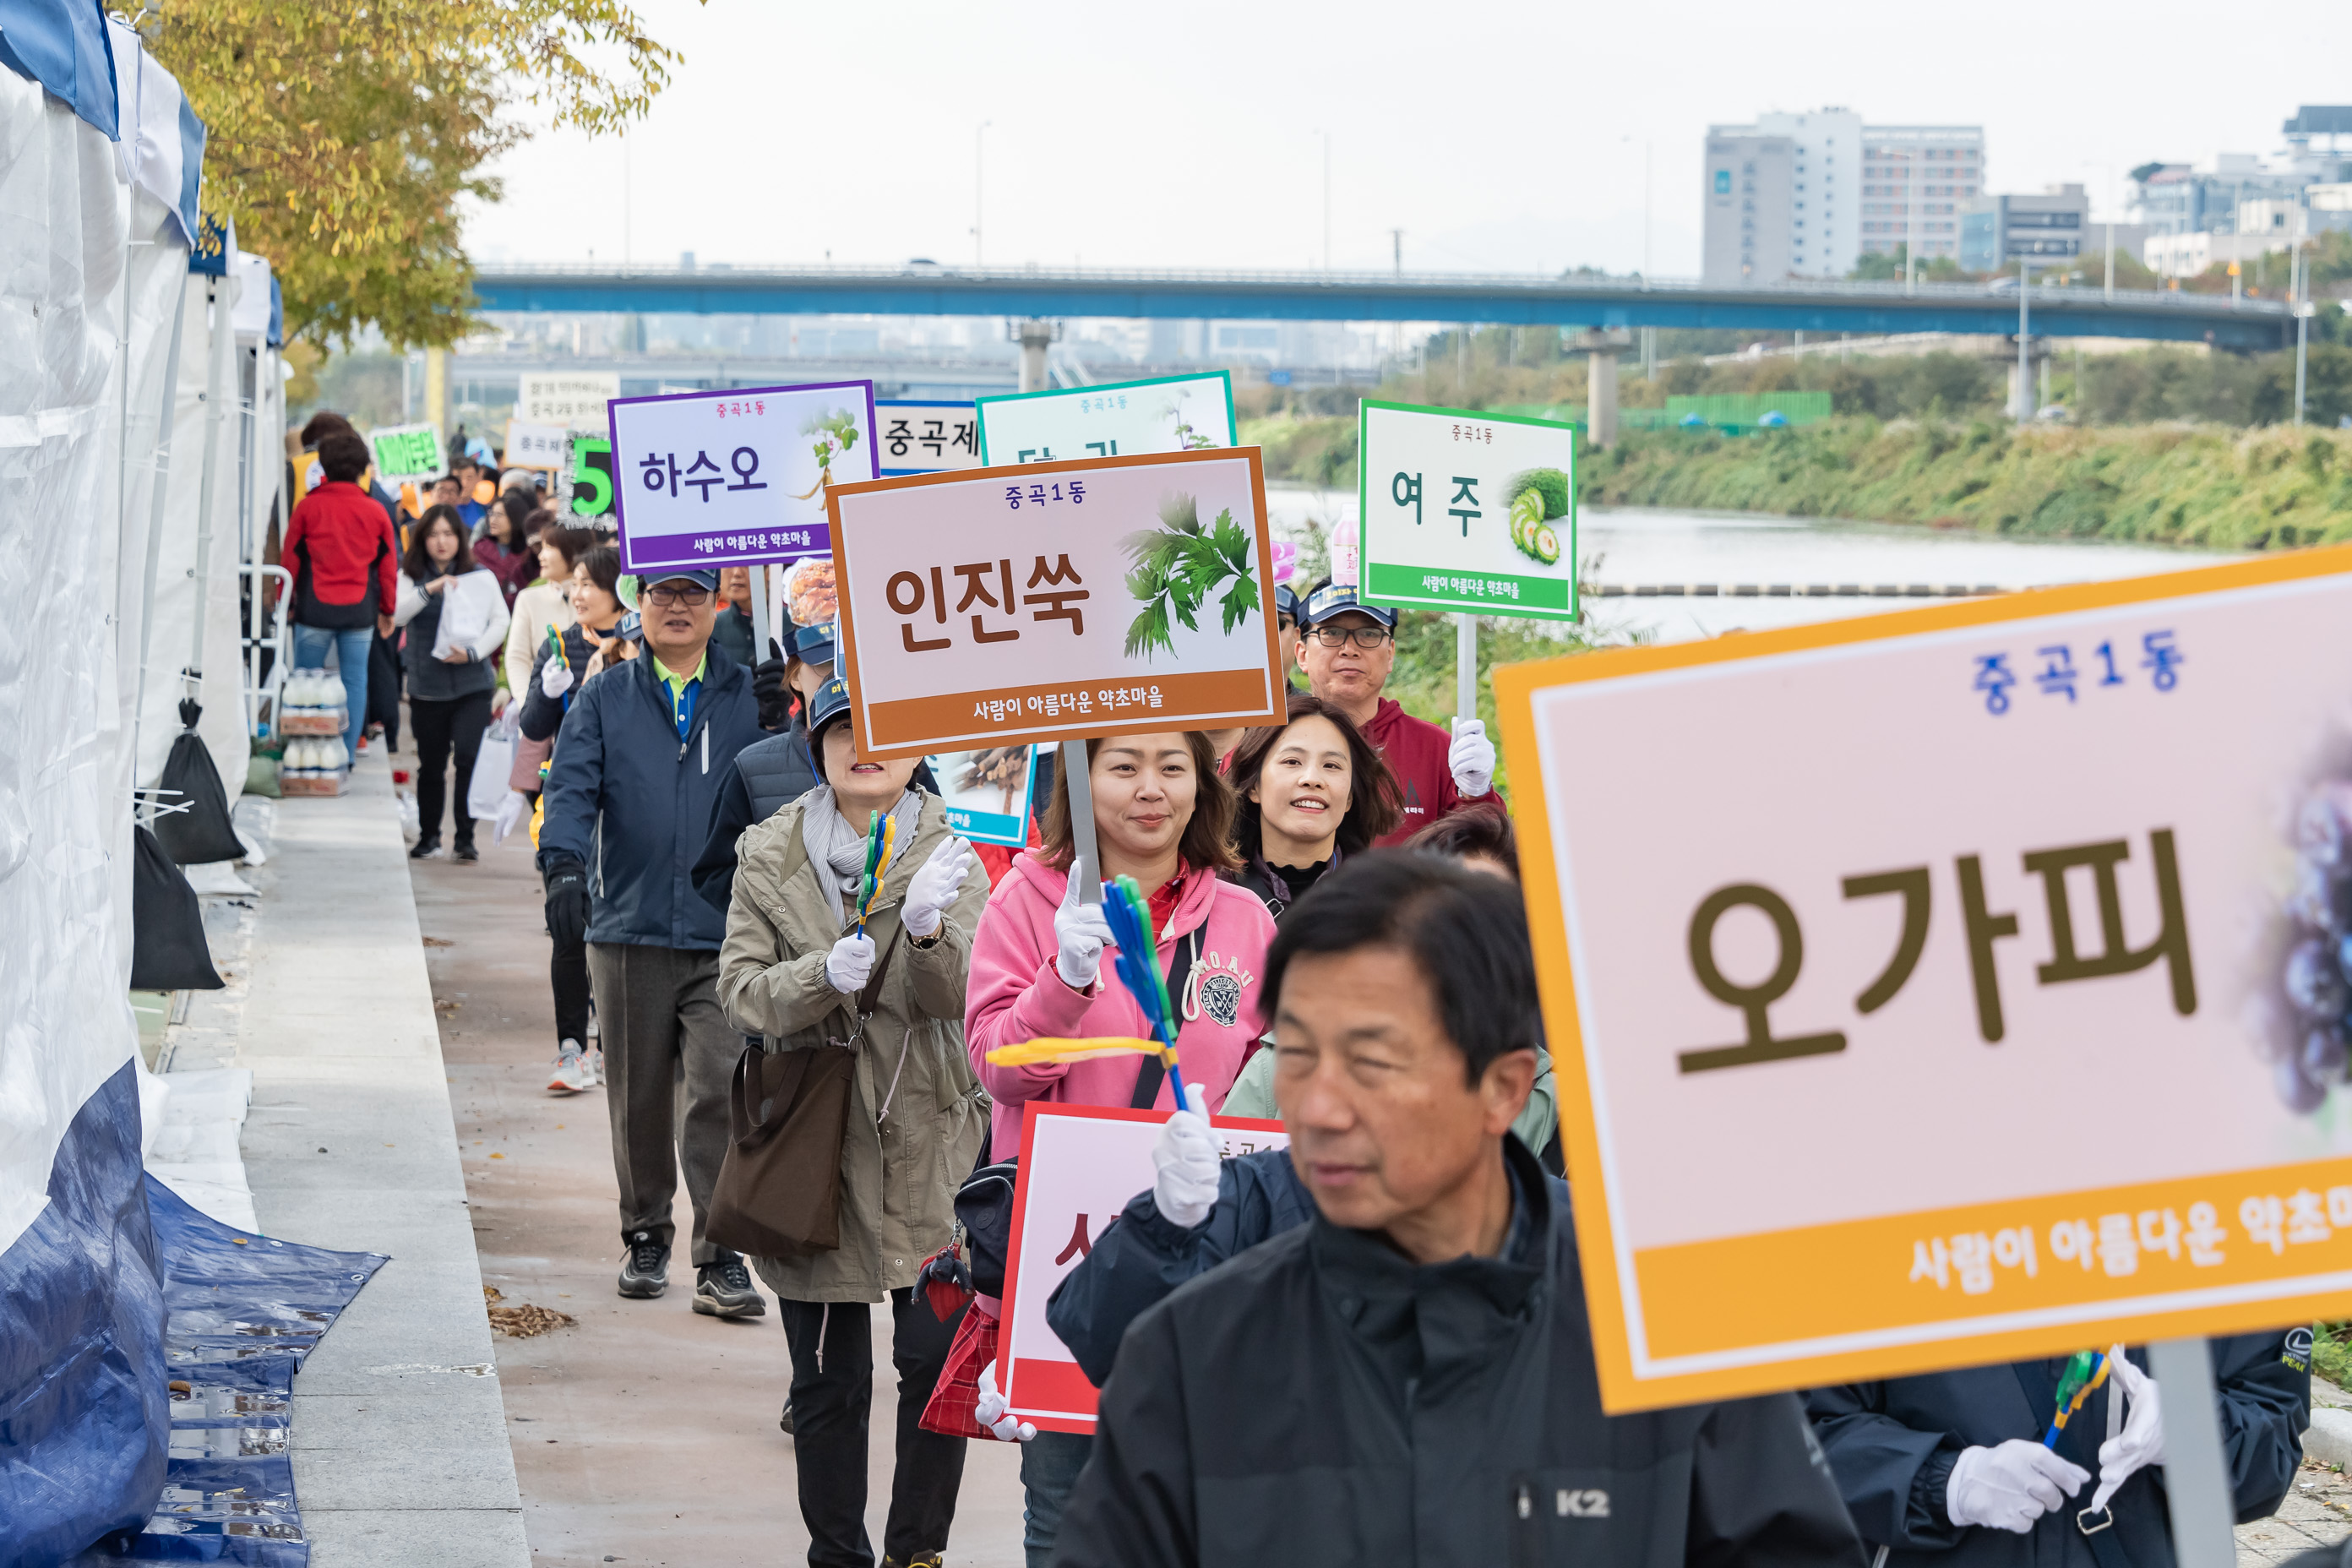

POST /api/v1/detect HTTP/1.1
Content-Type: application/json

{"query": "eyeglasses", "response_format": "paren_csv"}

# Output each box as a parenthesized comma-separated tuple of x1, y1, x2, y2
(1308, 625, 1391, 650)
(644, 584, 712, 608)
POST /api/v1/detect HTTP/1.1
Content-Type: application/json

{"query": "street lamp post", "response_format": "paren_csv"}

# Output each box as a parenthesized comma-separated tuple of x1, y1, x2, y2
(973, 121, 992, 268)
(2016, 254, 2033, 422)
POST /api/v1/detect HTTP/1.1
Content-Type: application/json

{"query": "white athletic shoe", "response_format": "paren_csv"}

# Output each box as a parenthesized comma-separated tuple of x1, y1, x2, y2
(586, 1047, 605, 1088)
(547, 1040, 589, 1095)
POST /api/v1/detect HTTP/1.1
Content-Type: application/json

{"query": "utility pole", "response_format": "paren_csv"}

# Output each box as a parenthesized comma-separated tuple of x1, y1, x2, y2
(1317, 133, 1336, 275)
(2016, 255, 2032, 422)
(973, 121, 992, 268)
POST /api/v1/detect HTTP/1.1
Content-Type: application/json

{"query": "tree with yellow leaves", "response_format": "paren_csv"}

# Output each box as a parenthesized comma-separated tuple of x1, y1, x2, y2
(145, 0, 692, 349)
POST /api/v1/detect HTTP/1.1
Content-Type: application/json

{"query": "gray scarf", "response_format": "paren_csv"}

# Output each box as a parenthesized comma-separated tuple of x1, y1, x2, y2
(798, 785, 922, 923)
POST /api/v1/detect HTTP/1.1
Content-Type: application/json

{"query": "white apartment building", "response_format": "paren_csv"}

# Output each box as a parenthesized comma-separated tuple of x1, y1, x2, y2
(1703, 109, 1984, 285)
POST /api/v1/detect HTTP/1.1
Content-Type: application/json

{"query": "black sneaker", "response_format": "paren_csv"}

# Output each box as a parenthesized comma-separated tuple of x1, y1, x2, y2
(694, 1256, 765, 1320)
(778, 1399, 795, 1435)
(453, 838, 479, 863)
(618, 1232, 669, 1298)
(408, 833, 441, 860)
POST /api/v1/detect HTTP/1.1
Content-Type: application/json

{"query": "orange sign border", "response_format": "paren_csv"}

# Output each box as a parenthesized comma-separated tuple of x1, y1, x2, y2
(826, 448, 1286, 762)
(1494, 542, 2352, 1413)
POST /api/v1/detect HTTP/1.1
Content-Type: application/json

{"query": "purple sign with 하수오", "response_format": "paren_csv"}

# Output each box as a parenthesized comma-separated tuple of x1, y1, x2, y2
(606, 380, 876, 571)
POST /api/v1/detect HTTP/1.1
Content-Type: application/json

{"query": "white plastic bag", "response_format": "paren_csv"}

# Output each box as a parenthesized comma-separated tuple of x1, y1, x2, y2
(469, 710, 517, 821)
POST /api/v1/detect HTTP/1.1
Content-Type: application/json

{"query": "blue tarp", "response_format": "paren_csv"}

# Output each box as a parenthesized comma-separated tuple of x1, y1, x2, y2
(74, 1179, 388, 1565)
(0, 1062, 167, 1568)
(0, 0, 117, 137)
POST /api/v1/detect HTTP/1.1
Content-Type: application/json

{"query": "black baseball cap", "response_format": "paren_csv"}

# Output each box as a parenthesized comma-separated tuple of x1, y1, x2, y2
(792, 620, 837, 666)
(644, 568, 721, 592)
(1275, 584, 1299, 623)
(807, 675, 852, 740)
(1300, 583, 1397, 629)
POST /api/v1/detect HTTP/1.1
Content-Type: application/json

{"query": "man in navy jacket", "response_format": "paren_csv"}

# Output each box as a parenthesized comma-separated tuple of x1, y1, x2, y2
(537, 568, 766, 1316)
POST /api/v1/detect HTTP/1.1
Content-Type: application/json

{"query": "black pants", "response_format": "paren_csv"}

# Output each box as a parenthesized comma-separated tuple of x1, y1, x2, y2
(778, 1289, 969, 1568)
(550, 905, 591, 1047)
(410, 689, 492, 842)
(368, 629, 404, 746)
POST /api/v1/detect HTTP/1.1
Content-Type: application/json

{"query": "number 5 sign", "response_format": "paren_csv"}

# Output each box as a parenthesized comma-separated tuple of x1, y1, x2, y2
(1499, 545, 2352, 1413)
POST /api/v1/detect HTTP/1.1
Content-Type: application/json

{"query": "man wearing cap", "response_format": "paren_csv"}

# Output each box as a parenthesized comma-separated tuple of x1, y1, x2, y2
(537, 567, 770, 1315)
(1295, 581, 1501, 847)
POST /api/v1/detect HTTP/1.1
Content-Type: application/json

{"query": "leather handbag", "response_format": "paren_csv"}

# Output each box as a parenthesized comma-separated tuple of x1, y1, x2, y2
(705, 924, 902, 1260)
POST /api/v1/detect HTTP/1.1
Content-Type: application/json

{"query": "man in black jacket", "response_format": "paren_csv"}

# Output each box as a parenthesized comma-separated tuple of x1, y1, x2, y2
(1052, 854, 1866, 1568)
(536, 567, 767, 1317)
(1807, 1332, 2308, 1566)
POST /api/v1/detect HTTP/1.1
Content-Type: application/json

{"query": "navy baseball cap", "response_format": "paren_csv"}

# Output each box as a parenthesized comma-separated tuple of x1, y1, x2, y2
(1275, 584, 1299, 623)
(807, 675, 852, 739)
(1300, 583, 1397, 629)
(792, 620, 837, 666)
(643, 568, 721, 592)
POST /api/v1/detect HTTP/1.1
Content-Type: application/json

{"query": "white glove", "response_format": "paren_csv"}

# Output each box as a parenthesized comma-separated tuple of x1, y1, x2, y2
(540, 660, 574, 699)
(1449, 717, 1495, 798)
(901, 836, 974, 939)
(1945, 1439, 2089, 1533)
(2089, 1349, 2164, 1514)
(976, 1359, 1035, 1444)
(1054, 873, 1115, 990)
(1152, 1085, 1220, 1228)
(493, 790, 530, 845)
(825, 933, 876, 995)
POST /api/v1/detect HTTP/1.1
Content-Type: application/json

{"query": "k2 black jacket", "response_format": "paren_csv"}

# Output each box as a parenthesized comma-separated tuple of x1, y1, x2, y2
(1054, 1136, 1867, 1568)
(690, 717, 819, 915)
(1807, 1333, 2308, 1567)
(535, 644, 764, 951)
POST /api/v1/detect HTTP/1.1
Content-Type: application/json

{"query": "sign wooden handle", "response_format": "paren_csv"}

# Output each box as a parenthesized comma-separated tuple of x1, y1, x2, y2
(1060, 738, 1102, 906)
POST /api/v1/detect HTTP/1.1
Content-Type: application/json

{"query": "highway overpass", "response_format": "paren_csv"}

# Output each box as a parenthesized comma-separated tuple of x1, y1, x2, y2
(470, 263, 2294, 352)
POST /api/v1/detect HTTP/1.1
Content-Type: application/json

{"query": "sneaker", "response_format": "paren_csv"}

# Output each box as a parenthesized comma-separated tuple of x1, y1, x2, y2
(454, 838, 479, 863)
(547, 1041, 588, 1096)
(618, 1232, 669, 1298)
(778, 1399, 795, 1435)
(408, 833, 441, 860)
(586, 1047, 604, 1088)
(883, 1554, 944, 1567)
(694, 1256, 766, 1320)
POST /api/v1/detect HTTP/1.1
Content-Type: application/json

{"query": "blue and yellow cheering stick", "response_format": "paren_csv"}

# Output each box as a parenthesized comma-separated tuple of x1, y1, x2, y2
(2042, 1349, 2110, 1447)
(854, 810, 899, 939)
(1097, 874, 1192, 1112)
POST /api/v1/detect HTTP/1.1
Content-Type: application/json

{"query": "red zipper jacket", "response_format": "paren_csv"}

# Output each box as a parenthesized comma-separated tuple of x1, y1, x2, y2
(1360, 697, 1504, 846)
(283, 481, 398, 629)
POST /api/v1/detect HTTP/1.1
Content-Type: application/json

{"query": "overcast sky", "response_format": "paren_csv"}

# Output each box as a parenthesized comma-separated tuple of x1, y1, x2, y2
(464, 0, 2345, 280)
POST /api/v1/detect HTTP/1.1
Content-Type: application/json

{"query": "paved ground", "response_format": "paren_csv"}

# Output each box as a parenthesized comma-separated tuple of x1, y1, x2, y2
(395, 727, 1026, 1568)
(223, 750, 531, 1565)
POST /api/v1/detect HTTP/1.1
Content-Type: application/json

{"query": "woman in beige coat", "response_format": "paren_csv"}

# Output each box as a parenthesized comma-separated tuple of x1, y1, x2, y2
(718, 676, 989, 1568)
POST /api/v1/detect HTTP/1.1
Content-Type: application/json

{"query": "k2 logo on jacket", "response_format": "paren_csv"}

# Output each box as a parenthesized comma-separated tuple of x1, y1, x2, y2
(1189, 950, 1255, 1031)
(1516, 1485, 1610, 1520)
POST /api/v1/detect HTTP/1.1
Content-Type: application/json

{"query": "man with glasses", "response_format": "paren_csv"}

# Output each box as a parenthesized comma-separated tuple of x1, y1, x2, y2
(537, 567, 770, 1318)
(1295, 582, 1500, 846)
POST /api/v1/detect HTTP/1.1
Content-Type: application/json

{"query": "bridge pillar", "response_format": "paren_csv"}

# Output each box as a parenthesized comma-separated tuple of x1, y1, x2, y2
(1566, 329, 1635, 449)
(1015, 319, 1057, 393)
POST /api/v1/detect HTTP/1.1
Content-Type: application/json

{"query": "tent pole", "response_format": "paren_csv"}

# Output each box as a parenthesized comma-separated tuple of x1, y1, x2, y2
(187, 275, 229, 695)
(130, 271, 192, 810)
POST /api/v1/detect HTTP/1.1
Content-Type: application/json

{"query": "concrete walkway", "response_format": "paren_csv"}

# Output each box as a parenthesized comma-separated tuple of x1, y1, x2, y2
(402, 745, 1029, 1567)
(236, 749, 529, 1565)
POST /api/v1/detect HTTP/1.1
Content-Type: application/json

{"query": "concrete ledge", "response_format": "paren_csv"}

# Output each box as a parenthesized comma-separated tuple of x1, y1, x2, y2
(237, 754, 527, 1566)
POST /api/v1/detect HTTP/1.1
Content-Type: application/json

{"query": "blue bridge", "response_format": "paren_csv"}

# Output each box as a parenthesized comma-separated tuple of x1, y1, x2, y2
(469, 263, 2293, 352)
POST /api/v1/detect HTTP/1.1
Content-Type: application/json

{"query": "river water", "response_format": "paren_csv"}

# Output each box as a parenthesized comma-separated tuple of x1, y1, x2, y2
(1265, 484, 2241, 645)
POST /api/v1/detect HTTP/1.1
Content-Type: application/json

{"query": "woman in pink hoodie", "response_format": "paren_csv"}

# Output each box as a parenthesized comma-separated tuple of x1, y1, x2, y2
(966, 731, 1278, 1160)
(960, 731, 1277, 1565)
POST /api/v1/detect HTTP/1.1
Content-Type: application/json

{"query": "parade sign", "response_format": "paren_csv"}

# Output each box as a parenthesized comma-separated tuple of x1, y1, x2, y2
(606, 381, 875, 572)
(519, 371, 620, 430)
(876, 400, 981, 476)
(976, 372, 1234, 465)
(1358, 400, 1578, 622)
(368, 422, 443, 488)
(828, 448, 1285, 760)
(1496, 547, 2352, 1413)
(1000, 1103, 1289, 1433)
(503, 419, 569, 472)
(928, 745, 1037, 847)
